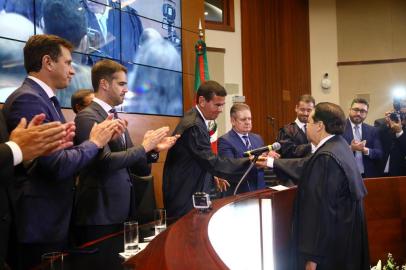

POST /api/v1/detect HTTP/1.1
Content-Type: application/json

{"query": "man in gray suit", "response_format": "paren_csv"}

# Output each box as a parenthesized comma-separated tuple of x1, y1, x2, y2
(74, 59, 178, 244)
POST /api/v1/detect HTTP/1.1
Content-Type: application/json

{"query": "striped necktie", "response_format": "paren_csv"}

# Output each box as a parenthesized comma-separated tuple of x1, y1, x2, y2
(354, 125, 364, 174)
(242, 135, 252, 150)
(50, 96, 66, 122)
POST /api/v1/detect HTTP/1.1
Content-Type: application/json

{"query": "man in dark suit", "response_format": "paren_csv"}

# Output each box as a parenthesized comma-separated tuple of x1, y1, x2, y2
(343, 98, 382, 177)
(374, 96, 406, 176)
(82, 0, 143, 63)
(277, 94, 315, 158)
(73, 59, 177, 244)
(2, 34, 121, 269)
(0, 112, 73, 266)
(218, 103, 265, 195)
(163, 81, 253, 220)
(264, 102, 369, 270)
(71, 89, 94, 114)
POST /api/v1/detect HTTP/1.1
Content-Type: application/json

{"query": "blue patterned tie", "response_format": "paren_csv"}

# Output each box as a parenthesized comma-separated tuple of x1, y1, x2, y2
(50, 96, 66, 123)
(242, 135, 251, 150)
(354, 125, 364, 174)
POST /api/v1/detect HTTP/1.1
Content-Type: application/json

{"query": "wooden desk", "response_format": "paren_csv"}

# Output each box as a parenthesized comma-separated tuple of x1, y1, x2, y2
(125, 188, 296, 270)
(126, 177, 406, 269)
(36, 177, 405, 269)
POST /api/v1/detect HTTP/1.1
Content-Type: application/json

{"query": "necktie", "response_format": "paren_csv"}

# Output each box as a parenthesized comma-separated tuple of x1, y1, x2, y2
(303, 124, 307, 134)
(109, 108, 126, 147)
(354, 125, 364, 174)
(50, 96, 66, 123)
(109, 108, 119, 119)
(242, 135, 252, 150)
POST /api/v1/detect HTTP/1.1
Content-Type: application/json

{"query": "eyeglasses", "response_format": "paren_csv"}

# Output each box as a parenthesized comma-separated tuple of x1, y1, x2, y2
(351, 108, 368, 114)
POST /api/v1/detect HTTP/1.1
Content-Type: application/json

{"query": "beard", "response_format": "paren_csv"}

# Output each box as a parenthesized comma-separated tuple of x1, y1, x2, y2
(350, 116, 363, 124)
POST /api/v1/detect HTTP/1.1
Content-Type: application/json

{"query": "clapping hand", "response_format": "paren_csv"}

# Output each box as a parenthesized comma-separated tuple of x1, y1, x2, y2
(155, 134, 180, 152)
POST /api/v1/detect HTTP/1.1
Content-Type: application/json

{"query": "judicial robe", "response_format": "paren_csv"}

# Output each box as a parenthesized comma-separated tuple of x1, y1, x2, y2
(274, 135, 370, 270)
(163, 107, 251, 219)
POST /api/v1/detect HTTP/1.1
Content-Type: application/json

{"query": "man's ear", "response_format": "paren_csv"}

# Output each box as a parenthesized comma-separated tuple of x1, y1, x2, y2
(230, 117, 236, 127)
(198, 96, 206, 107)
(99, 79, 109, 91)
(42, 55, 53, 72)
(317, 121, 324, 131)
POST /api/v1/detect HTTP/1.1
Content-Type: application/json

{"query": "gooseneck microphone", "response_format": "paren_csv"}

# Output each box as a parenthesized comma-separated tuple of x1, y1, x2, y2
(234, 142, 281, 196)
(243, 142, 281, 157)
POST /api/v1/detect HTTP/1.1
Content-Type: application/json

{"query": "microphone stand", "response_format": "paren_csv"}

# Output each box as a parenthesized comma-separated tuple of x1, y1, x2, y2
(233, 154, 260, 196)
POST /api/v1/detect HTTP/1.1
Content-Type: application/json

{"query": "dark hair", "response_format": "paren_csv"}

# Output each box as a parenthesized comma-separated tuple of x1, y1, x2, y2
(91, 59, 127, 91)
(196, 80, 227, 103)
(312, 102, 346, 135)
(71, 89, 93, 113)
(43, 0, 88, 48)
(230, 103, 250, 118)
(298, 94, 315, 105)
(24, 34, 74, 73)
(351, 98, 369, 109)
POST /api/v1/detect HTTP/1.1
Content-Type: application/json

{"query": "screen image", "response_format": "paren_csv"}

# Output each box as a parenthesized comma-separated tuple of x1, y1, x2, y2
(0, 0, 183, 116)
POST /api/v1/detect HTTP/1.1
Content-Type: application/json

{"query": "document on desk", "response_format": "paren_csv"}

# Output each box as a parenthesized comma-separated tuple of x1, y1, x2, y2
(269, 185, 289, 191)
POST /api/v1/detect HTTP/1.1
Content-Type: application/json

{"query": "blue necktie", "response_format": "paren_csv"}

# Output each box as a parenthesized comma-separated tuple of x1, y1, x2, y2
(109, 108, 119, 119)
(354, 125, 364, 174)
(242, 135, 252, 150)
(50, 96, 66, 123)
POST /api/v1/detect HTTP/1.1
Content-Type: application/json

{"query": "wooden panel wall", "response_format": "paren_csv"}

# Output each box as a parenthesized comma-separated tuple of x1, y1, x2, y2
(241, 0, 311, 143)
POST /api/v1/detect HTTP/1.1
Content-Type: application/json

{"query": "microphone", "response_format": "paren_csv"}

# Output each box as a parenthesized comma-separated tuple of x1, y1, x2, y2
(243, 142, 281, 157)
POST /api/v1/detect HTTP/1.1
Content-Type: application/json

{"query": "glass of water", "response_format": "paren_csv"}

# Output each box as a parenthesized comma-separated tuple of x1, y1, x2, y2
(154, 208, 167, 235)
(41, 252, 63, 270)
(124, 221, 139, 256)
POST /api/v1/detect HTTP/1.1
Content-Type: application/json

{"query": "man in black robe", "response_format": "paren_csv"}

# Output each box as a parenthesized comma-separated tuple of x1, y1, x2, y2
(163, 81, 251, 220)
(265, 102, 370, 270)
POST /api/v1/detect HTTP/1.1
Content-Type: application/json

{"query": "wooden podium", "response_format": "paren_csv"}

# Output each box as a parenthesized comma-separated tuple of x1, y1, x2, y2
(125, 177, 406, 269)
(364, 177, 406, 263)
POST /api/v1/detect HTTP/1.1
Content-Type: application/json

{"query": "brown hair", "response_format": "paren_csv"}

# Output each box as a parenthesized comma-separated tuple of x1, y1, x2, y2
(24, 34, 74, 73)
(71, 89, 94, 113)
(351, 98, 369, 109)
(91, 59, 127, 91)
(298, 94, 315, 105)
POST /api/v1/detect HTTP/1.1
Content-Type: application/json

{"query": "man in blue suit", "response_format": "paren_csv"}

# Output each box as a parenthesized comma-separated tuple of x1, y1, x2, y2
(343, 98, 382, 177)
(2, 34, 122, 269)
(218, 103, 265, 195)
(0, 112, 73, 267)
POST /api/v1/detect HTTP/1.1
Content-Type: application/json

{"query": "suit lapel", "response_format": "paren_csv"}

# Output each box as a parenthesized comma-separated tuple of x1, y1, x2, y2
(230, 130, 247, 151)
(248, 134, 260, 149)
(361, 123, 367, 141)
(90, 102, 128, 150)
(24, 78, 63, 122)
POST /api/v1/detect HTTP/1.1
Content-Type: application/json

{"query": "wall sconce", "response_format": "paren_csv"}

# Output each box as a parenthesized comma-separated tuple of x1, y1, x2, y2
(321, 73, 332, 90)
